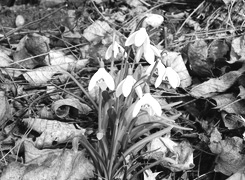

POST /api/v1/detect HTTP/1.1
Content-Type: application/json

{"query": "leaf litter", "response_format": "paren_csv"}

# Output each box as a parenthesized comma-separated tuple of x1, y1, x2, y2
(0, 0, 245, 180)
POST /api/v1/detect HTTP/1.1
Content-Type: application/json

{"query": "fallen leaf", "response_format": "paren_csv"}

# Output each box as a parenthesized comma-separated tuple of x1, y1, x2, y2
(23, 58, 88, 85)
(52, 98, 92, 118)
(22, 118, 86, 148)
(187, 40, 213, 77)
(212, 93, 245, 114)
(209, 135, 245, 176)
(190, 70, 243, 98)
(229, 35, 245, 63)
(83, 20, 113, 45)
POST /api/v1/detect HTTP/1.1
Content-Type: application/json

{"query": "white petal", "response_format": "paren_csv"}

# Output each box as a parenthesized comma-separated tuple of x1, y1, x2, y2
(135, 28, 148, 47)
(144, 43, 155, 64)
(150, 45, 161, 57)
(101, 68, 115, 90)
(88, 68, 104, 91)
(122, 75, 136, 97)
(125, 31, 137, 46)
(105, 44, 113, 60)
(166, 67, 180, 88)
(155, 62, 166, 88)
(113, 42, 120, 58)
(135, 46, 144, 63)
(116, 79, 125, 97)
(135, 85, 143, 98)
(144, 93, 162, 116)
(132, 99, 143, 118)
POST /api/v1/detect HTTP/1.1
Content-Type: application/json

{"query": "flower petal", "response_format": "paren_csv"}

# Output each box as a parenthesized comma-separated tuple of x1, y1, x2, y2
(144, 43, 155, 64)
(113, 42, 120, 58)
(144, 93, 162, 116)
(135, 28, 148, 47)
(166, 67, 180, 88)
(105, 44, 113, 60)
(101, 68, 115, 90)
(155, 62, 166, 88)
(150, 45, 161, 57)
(125, 31, 137, 46)
(115, 79, 125, 97)
(132, 99, 143, 118)
(122, 75, 136, 97)
(135, 85, 143, 98)
(135, 46, 144, 63)
(88, 68, 104, 91)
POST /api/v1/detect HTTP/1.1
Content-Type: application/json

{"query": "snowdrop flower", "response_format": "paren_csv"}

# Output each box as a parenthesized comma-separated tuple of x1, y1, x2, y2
(164, 67, 180, 89)
(146, 61, 166, 88)
(132, 93, 162, 118)
(144, 169, 160, 180)
(144, 14, 164, 28)
(125, 28, 161, 64)
(116, 68, 143, 98)
(125, 28, 149, 47)
(105, 41, 126, 60)
(88, 63, 115, 91)
(146, 62, 180, 89)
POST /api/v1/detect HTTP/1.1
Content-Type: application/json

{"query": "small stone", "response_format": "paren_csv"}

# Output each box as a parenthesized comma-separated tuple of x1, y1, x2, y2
(15, 15, 25, 27)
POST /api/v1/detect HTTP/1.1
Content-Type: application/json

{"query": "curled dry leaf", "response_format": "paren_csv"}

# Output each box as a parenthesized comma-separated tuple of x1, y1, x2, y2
(13, 34, 50, 69)
(52, 98, 92, 119)
(161, 52, 192, 88)
(22, 118, 86, 148)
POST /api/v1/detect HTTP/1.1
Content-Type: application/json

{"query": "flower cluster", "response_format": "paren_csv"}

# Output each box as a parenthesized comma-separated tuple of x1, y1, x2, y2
(83, 14, 193, 180)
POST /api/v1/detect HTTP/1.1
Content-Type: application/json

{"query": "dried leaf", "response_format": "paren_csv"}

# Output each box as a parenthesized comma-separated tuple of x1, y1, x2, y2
(0, 91, 11, 127)
(190, 70, 243, 98)
(52, 98, 92, 118)
(83, 20, 112, 45)
(187, 40, 213, 77)
(208, 39, 229, 60)
(229, 35, 245, 63)
(22, 118, 85, 148)
(212, 93, 245, 114)
(23, 59, 88, 85)
(209, 136, 245, 176)
(1, 141, 94, 180)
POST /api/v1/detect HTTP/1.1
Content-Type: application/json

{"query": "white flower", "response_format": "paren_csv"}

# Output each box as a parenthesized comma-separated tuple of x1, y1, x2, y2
(105, 41, 126, 60)
(146, 61, 166, 88)
(116, 74, 143, 98)
(132, 93, 162, 118)
(144, 14, 164, 28)
(135, 41, 161, 64)
(146, 62, 180, 89)
(125, 28, 149, 47)
(88, 68, 115, 91)
(164, 67, 180, 89)
(144, 169, 160, 180)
